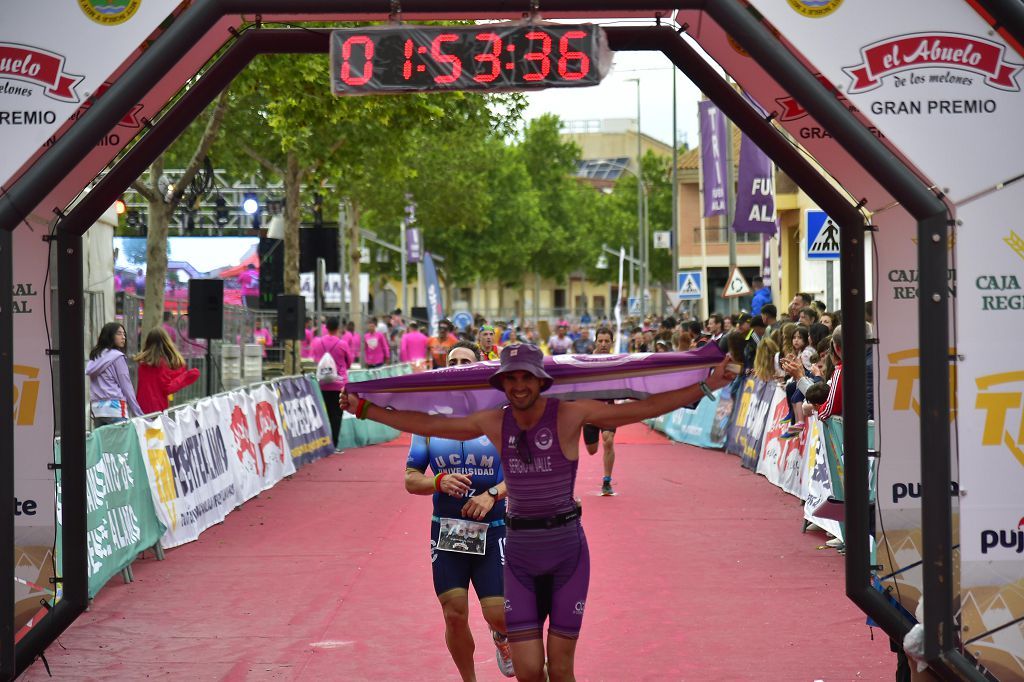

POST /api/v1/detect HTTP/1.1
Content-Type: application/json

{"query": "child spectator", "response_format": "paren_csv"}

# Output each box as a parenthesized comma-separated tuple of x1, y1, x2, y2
(134, 326, 200, 414)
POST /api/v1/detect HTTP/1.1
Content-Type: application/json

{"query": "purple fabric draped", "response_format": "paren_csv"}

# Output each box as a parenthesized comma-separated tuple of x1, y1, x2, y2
(732, 134, 778, 235)
(348, 343, 725, 416)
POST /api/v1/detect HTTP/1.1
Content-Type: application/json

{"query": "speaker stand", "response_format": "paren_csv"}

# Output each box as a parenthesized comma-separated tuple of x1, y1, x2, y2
(205, 341, 213, 397)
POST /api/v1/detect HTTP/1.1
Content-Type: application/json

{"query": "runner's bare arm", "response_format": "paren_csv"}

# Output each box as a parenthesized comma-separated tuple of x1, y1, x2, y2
(406, 468, 472, 496)
(340, 392, 496, 440)
(581, 355, 737, 429)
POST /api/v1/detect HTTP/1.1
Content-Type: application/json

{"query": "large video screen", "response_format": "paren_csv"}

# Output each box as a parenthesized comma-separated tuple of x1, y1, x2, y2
(114, 236, 260, 309)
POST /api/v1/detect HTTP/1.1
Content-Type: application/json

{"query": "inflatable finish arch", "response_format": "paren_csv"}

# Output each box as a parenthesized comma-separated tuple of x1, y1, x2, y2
(2, 1, 1022, 678)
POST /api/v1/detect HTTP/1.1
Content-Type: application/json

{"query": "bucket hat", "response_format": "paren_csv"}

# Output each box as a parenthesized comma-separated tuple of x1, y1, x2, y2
(488, 343, 554, 391)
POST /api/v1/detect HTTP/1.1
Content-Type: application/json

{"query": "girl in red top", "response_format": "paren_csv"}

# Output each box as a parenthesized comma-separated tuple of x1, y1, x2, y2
(133, 326, 200, 413)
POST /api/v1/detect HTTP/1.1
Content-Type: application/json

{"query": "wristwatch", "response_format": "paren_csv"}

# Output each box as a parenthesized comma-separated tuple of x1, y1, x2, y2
(487, 486, 500, 499)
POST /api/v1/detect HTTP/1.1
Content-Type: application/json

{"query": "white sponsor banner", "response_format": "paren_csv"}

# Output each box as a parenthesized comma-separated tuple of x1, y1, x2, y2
(0, 2, 180, 189)
(300, 272, 370, 306)
(747, 0, 1024, 203)
(955, 182, 1024, 680)
(957, 182, 1024, 568)
(755, 385, 807, 497)
(13, 225, 55, 549)
(215, 386, 295, 503)
(870, 206, 959, 614)
(135, 403, 237, 550)
(676, 8, 899, 212)
(801, 417, 843, 540)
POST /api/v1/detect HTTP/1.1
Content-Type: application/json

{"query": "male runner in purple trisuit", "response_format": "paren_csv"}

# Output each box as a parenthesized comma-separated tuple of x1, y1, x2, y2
(342, 344, 735, 682)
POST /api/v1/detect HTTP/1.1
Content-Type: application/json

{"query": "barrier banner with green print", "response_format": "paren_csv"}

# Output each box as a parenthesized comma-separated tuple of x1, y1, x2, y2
(56, 423, 166, 598)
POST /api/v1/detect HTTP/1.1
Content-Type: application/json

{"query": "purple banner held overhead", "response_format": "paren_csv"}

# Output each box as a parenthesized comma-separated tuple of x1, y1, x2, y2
(406, 227, 422, 264)
(698, 100, 727, 217)
(732, 134, 777, 235)
(348, 343, 725, 417)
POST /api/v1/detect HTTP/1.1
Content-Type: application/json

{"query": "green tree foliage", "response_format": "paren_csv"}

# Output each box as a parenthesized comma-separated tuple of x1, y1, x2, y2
(600, 150, 676, 286)
(517, 114, 596, 282)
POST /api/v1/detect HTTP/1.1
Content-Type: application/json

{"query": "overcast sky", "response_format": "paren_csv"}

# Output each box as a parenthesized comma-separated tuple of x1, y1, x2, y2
(522, 42, 704, 149)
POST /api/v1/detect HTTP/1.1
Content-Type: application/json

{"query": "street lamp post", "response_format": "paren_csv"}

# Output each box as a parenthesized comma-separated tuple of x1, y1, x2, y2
(361, 228, 443, 318)
(598, 244, 641, 352)
(597, 158, 649, 320)
(626, 78, 647, 319)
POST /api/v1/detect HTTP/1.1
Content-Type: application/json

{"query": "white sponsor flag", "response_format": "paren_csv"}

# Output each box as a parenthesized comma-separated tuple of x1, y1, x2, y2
(135, 401, 237, 549)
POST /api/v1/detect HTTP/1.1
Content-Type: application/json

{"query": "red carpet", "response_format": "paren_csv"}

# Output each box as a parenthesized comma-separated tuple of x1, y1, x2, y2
(23, 424, 894, 681)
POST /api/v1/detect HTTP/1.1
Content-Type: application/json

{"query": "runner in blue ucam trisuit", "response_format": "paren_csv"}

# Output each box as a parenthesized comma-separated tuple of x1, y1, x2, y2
(405, 341, 514, 680)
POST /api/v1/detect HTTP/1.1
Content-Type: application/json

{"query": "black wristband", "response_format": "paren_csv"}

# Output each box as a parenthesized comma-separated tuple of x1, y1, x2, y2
(699, 381, 716, 401)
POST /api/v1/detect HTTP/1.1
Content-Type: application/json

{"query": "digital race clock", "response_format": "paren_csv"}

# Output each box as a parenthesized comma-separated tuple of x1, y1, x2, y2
(329, 23, 611, 95)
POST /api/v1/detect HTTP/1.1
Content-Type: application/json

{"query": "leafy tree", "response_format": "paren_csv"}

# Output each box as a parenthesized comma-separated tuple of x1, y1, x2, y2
(600, 150, 676, 306)
(132, 90, 231, 336)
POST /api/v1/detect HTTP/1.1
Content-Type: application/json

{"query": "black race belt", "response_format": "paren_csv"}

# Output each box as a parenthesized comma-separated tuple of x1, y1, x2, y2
(505, 505, 582, 530)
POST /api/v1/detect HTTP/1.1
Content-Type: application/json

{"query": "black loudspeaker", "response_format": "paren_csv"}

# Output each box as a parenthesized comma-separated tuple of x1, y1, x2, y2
(300, 227, 338, 272)
(188, 279, 224, 339)
(411, 306, 428, 323)
(258, 238, 284, 308)
(276, 295, 305, 340)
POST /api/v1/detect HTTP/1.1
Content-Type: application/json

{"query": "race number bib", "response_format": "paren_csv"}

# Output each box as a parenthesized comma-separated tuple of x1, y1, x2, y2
(437, 517, 488, 555)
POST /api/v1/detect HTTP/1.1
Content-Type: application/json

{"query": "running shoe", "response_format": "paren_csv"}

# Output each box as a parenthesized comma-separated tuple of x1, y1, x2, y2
(779, 423, 805, 440)
(601, 478, 614, 496)
(492, 630, 515, 677)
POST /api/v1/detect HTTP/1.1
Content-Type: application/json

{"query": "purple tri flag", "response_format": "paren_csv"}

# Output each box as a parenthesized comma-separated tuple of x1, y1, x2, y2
(423, 252, 443, 337)
(348, 343, 725, 417)
(406, 227, 422, 264)
(698, 100, 727, 217)
(732, 134, 777, 235)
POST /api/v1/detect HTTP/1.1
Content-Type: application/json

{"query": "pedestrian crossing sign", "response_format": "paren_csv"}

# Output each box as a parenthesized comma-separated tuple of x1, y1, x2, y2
(806, 209, 840, 260)
(722, 267, 751, 298)
(677, 271, 703, 300)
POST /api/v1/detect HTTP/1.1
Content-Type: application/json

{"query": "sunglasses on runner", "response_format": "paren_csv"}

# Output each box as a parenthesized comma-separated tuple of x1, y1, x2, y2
(511, 431, 532, 465)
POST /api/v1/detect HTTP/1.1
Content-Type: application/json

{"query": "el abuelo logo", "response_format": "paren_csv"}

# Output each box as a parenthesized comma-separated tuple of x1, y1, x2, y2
(78, 0, 141, 26)
(843, 32, 1023, 94)
(0, 44, 83, 102)
(975, 371, 1024, 468)
(786, 0, 843, 18)
(980, 516, 1024, 555)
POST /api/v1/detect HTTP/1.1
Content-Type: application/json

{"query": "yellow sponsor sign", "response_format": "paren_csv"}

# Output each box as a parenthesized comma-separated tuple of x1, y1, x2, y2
(975, 371, 1024, 467)
(12, 364, 40, 426)
(887, 348, 957, 418)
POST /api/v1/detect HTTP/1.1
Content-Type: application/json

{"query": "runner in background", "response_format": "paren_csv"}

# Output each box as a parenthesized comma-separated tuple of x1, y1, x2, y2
(572, 327, 595, 355)
(547, 321, 573, 356)
(404, 341, 514, 680)
(584, 326, 618, 496)
(477, 324, 502, 360)
(427, 319, 457, 369)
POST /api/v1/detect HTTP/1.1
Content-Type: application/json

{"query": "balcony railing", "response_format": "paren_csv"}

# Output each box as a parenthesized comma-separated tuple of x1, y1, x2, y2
(691, 226, 762, 244)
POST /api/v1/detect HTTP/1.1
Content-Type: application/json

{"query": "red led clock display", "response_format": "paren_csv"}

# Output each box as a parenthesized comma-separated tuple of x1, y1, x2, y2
(330, 23, 610, 95)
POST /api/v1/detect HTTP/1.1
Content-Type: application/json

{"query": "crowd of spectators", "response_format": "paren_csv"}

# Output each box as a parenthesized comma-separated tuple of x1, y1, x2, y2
(305, 289, 866, 432)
